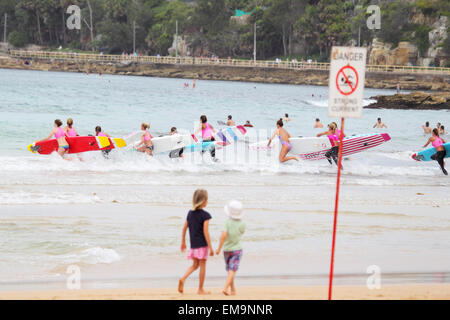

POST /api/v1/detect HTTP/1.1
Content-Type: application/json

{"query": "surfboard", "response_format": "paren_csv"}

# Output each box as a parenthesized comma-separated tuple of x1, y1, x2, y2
(412, 142, 450, 161)
(193, 125, 246, 144)
(152, 134, 193, 154)
(249, 133, 391, 161)
(27, 136, 113, 155)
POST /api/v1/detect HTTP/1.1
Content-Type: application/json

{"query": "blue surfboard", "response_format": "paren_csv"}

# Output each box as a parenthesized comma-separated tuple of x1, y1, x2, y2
(412, 142, 450, 161)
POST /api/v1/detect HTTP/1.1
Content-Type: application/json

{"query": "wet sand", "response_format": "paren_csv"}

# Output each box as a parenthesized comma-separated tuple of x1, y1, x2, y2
(1, 284, 449, 300)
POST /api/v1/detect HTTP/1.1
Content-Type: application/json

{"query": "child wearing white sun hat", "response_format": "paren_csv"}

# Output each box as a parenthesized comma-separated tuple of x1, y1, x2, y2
(216, 200, 246, 296)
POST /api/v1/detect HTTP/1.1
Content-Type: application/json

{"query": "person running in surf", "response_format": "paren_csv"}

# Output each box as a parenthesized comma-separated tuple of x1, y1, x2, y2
(136, 123, 154, 156)
(267, 118, 298, 163)
(195, 115, 217, 161)
(64, 118, 79, 137)
(317, 123, 343, 169)
(169, 127, 184, 159)
(40, 119, 70, 158)
(95, 126, 112, 158)
(423, 128, 447, 175)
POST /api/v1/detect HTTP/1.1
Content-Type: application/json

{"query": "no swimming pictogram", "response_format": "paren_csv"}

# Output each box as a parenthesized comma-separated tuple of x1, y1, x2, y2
(336, 65, 358, 96)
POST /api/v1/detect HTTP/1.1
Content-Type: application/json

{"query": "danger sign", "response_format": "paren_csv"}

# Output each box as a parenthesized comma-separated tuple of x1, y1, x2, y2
(328, 46, 367, 118)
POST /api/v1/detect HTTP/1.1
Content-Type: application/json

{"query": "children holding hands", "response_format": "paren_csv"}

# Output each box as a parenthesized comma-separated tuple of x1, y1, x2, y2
(179, 189, 245, 296)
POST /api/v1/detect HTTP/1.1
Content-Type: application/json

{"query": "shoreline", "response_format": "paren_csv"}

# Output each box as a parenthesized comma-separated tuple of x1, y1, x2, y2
(1, 284, 449, 300)
(1, 56, 449, 92)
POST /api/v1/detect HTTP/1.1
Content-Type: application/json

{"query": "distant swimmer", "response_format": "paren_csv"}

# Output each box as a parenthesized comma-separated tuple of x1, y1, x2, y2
(193, 79, 197, 89)
(422, 121, 432, 134)
(317, 123, 343, 169)
(373, 118, 387, 129)
(226, 115, 235, 126)
(136, 123, 154, 156)
(440, 125, 446, 135)
(267, 119, 298, 163)
(423, 128, 447, 175)
(195, 115, 217, 161)
(243, 120, 253, 128)
(314, 118, 323, 128)
(284, 114, 291, 122)
(64, 118, 79, 137)
(169, 127, 184, 159)
(40, 119, 70, 158)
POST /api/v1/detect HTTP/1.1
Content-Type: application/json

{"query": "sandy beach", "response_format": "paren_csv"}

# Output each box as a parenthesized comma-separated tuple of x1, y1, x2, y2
(1, 284, 449, 300)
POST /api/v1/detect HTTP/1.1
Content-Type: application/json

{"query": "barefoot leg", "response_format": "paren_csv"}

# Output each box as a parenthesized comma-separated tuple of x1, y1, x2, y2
(197, 260, 210, 294)
(179, 259, 199, 293)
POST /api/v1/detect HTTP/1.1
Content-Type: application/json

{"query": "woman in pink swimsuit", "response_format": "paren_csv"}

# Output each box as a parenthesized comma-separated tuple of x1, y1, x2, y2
(40, 119, 70, 158)
(64, 118, 78, 137)
(423, 128, 447, 175)
(268, 118, 298, 163)
(195, 115, 217, 160)
(137, 123, 154, 156)
(317, 123, 343, 169)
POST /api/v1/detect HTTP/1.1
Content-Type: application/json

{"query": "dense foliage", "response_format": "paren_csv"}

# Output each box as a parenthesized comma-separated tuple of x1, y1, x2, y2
(0, 0, 448, 61)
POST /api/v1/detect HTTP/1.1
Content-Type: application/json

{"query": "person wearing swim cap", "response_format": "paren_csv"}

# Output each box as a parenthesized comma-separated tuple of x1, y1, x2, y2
(423, 128, 447, 175)
(40, 119, 70, 158)
(267, 118, 298, 163)
(195, 115, 218, 161)
(317, 123, 343, 169)
(64, 118, 79, 137)
(137, 123, 154, 156)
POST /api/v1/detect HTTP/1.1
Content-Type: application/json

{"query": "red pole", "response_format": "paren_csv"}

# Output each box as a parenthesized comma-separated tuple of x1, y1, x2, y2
(328, 117, 345, 300)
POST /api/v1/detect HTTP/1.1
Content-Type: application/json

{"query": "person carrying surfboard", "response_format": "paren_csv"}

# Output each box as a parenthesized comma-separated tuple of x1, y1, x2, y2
(40, 119, 70, 158)
(195, 115, 217, 160)
(317, 123, 343, 169)
(169, 127, 184, 159)
(136, 123, 154, 156)
(64, 118, 78, 137)
(423, 128, 447, 175)
(267, 119, 298, 163)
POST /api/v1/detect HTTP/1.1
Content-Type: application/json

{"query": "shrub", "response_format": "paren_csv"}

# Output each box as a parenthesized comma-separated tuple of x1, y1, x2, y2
(8, 31, 27, 48)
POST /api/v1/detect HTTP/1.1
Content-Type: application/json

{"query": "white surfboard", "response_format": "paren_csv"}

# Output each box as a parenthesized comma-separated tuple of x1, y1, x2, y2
(249, 133, 391, 161)
(152, 133, 193, 154)
(123, 131, 145, 147)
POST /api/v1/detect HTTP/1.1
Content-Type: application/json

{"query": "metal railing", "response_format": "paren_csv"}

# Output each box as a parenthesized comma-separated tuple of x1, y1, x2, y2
(8, 50, 450, 74)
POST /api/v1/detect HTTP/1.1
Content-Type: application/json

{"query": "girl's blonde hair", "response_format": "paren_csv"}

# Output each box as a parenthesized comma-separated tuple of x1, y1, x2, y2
(142, 123, 150, 130)
(67, 118, 74, 128)
(192, 189, 208, 210)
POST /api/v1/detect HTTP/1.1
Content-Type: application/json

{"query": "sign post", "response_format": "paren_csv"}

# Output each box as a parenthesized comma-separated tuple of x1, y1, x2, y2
(327, 46, 367, 300)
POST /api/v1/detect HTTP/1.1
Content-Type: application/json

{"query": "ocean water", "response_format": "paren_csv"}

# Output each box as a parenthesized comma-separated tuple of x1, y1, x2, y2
(1, 69, 450, 289)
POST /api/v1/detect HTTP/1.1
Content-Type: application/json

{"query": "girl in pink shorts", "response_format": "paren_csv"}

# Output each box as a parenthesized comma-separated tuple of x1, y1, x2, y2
(179, 189, 214, 295)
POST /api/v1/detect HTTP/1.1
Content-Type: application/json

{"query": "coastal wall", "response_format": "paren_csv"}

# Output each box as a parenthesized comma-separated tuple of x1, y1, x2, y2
(1, 56, 449, 91)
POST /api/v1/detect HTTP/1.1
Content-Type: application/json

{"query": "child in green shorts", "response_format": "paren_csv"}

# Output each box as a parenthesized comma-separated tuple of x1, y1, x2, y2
(216, 200, 245, 296)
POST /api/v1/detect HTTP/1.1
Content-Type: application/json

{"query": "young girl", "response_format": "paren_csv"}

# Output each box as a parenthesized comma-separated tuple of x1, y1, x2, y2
(216, 200, 245, 296)
(179, 189, 214, 295)
(423, 128, 447, 175)
(95, 126, 112, 158)
(195, 115, 217, 160)
(267, 118, 298, 163)
(40, 119, 70, 158)
(95, 126, 110, 138)
(136, 123, 154, 156)
(317, 123, 343, 169)
(64, 118, 78, 137)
